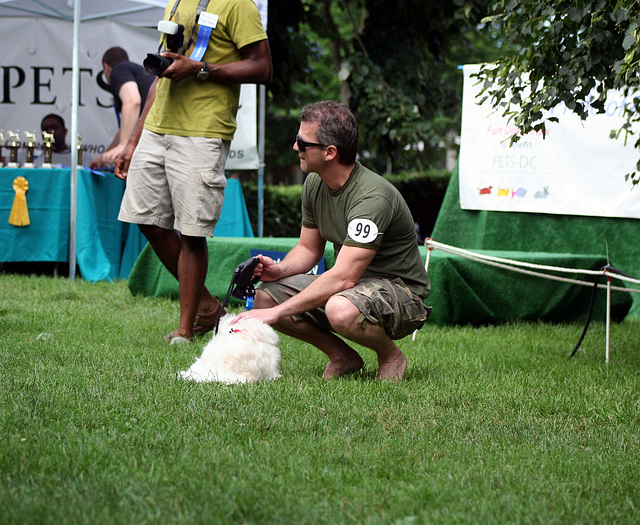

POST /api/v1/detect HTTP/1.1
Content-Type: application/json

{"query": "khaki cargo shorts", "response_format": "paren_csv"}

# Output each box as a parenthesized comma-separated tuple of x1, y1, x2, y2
(258, 275, 431, 340)
(118, 129, 230, 237)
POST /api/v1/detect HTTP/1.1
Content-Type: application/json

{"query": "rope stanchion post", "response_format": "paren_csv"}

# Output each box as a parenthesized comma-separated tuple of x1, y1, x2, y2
(606, 275, 611, 364)
(423, 239, 640, 362)
(413, 242, 432, 342)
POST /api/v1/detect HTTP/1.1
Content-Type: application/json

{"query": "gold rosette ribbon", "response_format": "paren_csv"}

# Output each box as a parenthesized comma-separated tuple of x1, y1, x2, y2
(9, 176, 30, 227)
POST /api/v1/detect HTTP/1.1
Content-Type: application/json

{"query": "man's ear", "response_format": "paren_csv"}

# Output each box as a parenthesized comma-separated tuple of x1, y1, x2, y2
(324, 144, 339, 161)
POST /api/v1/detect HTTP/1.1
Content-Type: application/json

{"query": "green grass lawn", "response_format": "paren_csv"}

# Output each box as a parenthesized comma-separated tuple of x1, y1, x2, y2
(1, 274, 639, 524)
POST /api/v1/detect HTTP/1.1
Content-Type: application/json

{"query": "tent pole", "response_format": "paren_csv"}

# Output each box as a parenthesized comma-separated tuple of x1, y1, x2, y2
(68, 0, 81, 279)
(257, 84, 266, 237)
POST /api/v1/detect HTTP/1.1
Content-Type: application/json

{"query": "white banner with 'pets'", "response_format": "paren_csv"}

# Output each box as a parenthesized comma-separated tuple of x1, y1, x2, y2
(0, 16, 258, 170)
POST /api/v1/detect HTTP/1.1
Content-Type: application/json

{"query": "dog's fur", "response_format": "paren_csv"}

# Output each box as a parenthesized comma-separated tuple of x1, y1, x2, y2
(179, 314, 281, 384)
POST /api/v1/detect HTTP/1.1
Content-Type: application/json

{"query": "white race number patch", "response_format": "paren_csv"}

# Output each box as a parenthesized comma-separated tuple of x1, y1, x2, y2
(347, 218, 379, 243)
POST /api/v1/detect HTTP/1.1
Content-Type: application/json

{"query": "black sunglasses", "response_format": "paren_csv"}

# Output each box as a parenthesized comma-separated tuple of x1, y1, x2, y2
(296, 134, 327, 152)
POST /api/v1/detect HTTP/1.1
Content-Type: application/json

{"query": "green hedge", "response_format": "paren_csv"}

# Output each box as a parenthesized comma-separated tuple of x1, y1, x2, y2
(243, 184, 304, 237)
(243, 169, 451, 238)
(384, 169, 450, 240)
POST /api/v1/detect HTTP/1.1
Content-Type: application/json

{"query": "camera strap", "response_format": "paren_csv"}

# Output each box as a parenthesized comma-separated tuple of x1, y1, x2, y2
(168, 0, 211, 18)
(165, 0, 213, 61)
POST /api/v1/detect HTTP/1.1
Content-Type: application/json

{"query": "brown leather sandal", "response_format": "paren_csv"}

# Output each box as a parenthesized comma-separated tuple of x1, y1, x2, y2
(163, 297, 226, 342)
(193, 297, 227, 335)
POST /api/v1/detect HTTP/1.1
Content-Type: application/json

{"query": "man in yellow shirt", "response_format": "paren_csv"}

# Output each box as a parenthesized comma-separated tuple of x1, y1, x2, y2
(116, 0, 272, 344)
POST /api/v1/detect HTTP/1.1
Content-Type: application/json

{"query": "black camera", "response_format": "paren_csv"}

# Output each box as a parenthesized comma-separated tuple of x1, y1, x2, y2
(143, 53, 174, 76)
(144, 20, 184, 76)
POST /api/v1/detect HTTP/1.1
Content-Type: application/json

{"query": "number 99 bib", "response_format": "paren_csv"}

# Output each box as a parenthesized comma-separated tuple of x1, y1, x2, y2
(347, 218, 379, 244)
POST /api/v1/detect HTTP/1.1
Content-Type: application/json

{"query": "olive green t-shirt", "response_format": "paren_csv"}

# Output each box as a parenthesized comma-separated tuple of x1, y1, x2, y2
(301, 161, 430, 298)
(145, 0, 267, 140)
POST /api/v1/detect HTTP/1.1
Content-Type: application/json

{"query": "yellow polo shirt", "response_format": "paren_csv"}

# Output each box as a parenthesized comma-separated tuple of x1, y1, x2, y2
(145, 0, 266, 140)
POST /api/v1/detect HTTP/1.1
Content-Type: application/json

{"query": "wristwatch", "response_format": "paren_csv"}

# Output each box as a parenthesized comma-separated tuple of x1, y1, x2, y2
(196, 62, 209, 80)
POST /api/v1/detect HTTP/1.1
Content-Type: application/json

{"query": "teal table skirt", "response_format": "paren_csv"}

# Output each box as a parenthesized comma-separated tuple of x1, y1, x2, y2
(128, 237, 631, 324)
(0, 169, 253, 281)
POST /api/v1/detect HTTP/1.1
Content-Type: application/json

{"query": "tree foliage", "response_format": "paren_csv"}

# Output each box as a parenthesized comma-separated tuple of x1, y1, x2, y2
(265, 0, 500, 175)
(349, 0, 492, 172)
(475, 0, 640, 183)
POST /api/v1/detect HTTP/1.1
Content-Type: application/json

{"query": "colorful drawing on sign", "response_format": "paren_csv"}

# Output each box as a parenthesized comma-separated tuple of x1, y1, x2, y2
(534, 187, 550, 199)
(498, 188, 510, 197)
(478, 186, 493, 195)
(512, 187, 527, 199)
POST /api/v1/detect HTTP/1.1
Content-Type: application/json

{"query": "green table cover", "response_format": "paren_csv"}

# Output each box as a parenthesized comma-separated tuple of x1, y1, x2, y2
(431, 163, 640, 319)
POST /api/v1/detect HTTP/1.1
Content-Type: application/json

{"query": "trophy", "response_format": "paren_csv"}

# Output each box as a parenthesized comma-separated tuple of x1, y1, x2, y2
(42, 129, 54, 168)
(0, 130, 4, 168)
(23, 131, 36, 168)
(77, 134, 83, 166)
(7, 131, 20, 168)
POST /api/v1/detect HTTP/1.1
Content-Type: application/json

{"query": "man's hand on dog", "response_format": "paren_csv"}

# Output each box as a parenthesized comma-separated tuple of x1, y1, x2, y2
(232, 307, 280, 326)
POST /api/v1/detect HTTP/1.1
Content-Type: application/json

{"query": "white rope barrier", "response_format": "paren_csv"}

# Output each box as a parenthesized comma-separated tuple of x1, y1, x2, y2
(415, 239, 640, 363)
(428, 239, 606, 275)
(425, 239, 640, 293)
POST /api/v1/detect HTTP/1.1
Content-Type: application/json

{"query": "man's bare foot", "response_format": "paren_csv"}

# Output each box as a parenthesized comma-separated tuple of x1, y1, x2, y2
(377, 351, 407, 381)
(323, 355, 365, 380)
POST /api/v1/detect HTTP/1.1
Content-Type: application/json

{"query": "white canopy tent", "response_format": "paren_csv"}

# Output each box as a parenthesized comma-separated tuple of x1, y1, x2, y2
(0, 0, 267, 278)
(0, 0, 167, 24)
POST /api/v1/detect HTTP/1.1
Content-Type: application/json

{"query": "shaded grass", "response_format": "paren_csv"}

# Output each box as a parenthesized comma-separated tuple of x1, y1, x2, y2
(1, 274, 640, 524)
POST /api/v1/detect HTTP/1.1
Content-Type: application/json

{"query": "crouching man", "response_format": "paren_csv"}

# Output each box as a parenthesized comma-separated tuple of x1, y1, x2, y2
(232, 101, 431, 380)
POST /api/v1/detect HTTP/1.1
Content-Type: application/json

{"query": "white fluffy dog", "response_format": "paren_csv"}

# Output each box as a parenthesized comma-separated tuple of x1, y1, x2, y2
(179, 314, 281, 384)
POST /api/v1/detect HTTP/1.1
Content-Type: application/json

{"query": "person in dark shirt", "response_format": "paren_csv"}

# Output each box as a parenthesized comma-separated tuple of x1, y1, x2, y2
(89, 47, 155, 169)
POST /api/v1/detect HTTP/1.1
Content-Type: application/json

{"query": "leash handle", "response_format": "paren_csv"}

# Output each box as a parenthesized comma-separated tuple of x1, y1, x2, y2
(214, 256, 261, 334)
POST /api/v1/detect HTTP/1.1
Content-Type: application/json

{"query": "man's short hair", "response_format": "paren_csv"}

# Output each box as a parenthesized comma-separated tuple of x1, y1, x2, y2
(102, 47, 129, 67)
(301, 101, 359, 165)
(40, 113, 65, 130)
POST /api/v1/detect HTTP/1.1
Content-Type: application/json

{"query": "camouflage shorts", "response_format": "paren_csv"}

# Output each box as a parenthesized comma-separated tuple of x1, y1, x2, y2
(257, 275, 431, 340)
